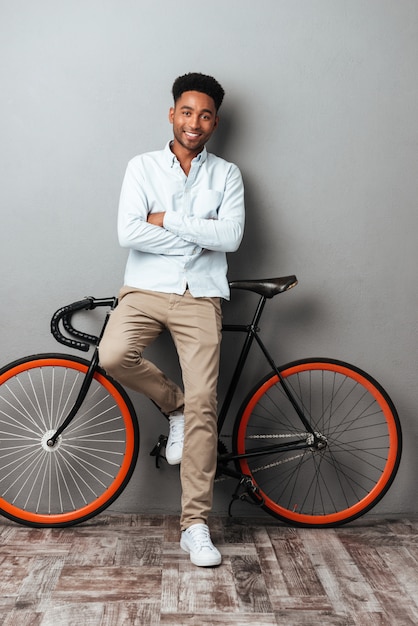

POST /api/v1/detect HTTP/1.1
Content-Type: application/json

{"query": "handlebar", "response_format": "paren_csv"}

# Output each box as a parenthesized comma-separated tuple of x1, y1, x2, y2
(50, 297, 117, 352)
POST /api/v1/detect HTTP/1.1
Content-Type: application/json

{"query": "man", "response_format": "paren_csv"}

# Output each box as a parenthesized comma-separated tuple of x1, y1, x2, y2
(99, 72, 245, 567)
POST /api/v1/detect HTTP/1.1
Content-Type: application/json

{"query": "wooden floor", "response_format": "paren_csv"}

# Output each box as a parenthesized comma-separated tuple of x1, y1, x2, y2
(0, 514, 417, 625)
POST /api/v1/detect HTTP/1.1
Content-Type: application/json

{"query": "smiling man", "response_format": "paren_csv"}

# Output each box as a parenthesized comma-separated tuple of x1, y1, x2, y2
(99, 72, 245, 567)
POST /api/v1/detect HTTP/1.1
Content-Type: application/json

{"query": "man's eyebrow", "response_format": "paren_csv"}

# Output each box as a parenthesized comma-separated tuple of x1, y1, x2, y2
(179, 105, 214, 115)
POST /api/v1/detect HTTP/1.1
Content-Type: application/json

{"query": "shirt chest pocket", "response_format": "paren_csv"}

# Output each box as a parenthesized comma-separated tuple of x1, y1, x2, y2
(191, 190, 223, 219)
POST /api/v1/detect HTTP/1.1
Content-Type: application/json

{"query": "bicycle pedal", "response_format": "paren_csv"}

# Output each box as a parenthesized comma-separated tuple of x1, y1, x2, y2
(243, 478, 264, 507)
(228, 475, 264, 516)
(149, 435, 167, 468)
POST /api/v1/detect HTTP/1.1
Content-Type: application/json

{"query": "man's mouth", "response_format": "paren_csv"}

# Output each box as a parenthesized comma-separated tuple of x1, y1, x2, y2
(184, 131, 201, 139)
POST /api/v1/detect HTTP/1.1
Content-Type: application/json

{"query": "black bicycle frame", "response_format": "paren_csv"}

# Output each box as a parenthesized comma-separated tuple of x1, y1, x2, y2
(217, 294, 316, 438)
(48, 293, 317, 455)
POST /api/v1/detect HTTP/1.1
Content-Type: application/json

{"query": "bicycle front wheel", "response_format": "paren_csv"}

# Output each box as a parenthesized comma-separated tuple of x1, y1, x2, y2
(0, 354, 139, 527)
(233, 358, 402, 527)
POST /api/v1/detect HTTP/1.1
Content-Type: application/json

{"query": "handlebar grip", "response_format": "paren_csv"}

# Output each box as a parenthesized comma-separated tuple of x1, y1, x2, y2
(50, 297, 98, 352)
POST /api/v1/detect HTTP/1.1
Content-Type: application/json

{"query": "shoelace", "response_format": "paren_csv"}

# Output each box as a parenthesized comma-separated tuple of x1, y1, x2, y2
(186, 525, 213, 551)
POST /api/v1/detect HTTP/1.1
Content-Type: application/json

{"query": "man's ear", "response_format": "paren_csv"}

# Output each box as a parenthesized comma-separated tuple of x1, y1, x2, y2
(168, 107, 174, 124)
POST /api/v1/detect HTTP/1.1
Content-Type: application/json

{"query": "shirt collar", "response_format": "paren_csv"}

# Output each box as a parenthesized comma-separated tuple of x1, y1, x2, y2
(164, 141, 208, 167)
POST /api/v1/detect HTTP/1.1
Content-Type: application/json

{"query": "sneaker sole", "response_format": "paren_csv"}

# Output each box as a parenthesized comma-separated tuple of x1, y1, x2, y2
(165, 453, 182, 465)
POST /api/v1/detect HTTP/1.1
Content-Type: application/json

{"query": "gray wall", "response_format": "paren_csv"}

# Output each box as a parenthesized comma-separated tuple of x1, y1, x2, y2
(1, 0, 417, 518)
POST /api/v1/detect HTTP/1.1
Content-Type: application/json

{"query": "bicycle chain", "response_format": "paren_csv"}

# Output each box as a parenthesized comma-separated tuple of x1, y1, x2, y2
(246, 432, 308, 439)
(215, 434, 307, 482)
(220, 432, 308, 440)
(251, 451, 306, 474)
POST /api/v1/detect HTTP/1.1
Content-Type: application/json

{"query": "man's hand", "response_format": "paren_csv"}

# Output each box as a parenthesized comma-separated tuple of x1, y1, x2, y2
(147, 212, 165, 227)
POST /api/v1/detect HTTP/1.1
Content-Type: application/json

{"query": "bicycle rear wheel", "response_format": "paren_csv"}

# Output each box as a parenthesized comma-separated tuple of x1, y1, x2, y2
(233, 358, 402, 527)
(0, 354, 139, 527)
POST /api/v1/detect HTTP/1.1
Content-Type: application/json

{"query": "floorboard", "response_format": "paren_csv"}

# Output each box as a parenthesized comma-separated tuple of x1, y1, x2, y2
(0, 514, 417, 625)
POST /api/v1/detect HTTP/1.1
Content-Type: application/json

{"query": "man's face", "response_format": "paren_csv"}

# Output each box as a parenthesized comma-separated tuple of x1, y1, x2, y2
(169, 90, 218, 154)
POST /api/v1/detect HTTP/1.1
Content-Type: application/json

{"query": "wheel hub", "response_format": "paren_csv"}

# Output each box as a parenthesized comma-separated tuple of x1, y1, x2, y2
(41, 430, 62, 452)
(307, 432, 328, 451)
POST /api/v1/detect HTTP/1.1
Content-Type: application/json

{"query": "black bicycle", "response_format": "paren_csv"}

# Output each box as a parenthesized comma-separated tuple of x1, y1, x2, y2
(0, 276, 402, 528)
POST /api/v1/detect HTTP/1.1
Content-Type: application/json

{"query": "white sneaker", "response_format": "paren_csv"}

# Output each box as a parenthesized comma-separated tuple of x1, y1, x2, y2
(165, 414, 184, 465)
(180, 523, 222, 567)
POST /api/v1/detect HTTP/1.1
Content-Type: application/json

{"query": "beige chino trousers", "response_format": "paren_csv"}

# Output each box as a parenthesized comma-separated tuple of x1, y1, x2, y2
(98, 287, 222, 530)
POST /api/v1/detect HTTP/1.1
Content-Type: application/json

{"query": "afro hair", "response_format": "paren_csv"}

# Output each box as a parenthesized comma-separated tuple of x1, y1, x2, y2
(172, 72, 225, 111)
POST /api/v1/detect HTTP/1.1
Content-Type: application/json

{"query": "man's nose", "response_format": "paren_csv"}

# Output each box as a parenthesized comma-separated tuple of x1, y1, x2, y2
(189, 115, 200, 128)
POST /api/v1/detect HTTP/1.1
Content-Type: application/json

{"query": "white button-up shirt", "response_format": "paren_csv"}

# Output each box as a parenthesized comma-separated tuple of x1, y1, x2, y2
(118, 142, 245, 299)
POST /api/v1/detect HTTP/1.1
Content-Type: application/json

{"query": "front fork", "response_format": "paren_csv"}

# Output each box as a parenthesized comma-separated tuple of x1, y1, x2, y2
(47, 349, 100, 447)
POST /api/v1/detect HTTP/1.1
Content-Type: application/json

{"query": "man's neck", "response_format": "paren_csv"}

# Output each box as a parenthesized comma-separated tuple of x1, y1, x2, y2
(170, 141, 203, 176)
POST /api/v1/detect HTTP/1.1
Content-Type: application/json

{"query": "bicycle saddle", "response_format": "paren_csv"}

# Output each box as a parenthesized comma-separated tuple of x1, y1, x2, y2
(229, 275, 298, 298)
